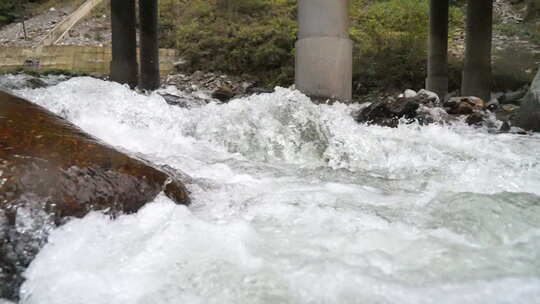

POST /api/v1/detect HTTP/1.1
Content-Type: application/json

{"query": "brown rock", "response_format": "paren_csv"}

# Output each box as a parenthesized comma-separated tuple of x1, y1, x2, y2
(502, 104, 519, 112)
(355, 96, 422, 128)
(445, 97, 486, 115)
(212, 86, 235, 102)
(0, 90, 190, 300)
(465, 112, 486, 126)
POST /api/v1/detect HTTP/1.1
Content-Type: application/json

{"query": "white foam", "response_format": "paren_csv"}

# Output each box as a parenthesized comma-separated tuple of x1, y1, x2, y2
(12, 77, 540, 304)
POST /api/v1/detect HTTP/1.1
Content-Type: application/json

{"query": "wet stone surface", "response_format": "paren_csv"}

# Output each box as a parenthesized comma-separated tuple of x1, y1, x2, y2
(354, 89, 519, 132)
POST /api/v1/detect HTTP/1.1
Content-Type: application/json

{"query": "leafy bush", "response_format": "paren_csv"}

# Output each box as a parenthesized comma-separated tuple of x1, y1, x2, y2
(0, 0, 19, 25)
(350, 0, 463, 92)
(161, 0, 297, 86)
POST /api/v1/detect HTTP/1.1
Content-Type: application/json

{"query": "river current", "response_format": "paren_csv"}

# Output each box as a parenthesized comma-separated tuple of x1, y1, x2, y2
(6, 77, 540, 303)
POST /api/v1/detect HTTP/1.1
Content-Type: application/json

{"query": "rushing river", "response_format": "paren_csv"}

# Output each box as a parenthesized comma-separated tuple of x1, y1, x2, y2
(5, 77, 540, 303)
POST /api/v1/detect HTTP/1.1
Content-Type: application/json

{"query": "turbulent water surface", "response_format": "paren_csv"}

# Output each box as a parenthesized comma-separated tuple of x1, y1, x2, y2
(5, 77, 540, 303)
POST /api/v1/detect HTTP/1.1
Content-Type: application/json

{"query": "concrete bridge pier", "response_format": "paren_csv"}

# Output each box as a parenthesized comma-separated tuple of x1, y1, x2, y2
(462, 0, 493, 102)
(426, 0, 449, 99)
(110, 0, 138, 88)
(295, 0, 353, 102)
(139, 0, 160, 90)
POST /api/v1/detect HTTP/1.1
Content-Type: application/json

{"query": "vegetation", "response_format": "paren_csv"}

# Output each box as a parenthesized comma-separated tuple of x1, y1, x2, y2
(160, 0, 463, 93)
(5, 0, 536, 95)
(0, 0, 20, 25)
(160, 0, 297, 87)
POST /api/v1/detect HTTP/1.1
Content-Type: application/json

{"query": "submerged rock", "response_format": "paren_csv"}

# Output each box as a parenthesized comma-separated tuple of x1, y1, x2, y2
(0, 90, 190, 300)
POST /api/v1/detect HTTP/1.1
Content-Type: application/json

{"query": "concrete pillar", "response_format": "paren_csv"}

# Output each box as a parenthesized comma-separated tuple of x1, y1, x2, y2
(139, 0, 160, 90)
(426, 0, 449, 99)
(461, 0, 493, 102)
(110, 0, 138, 88)
(295, 0, 353, 102)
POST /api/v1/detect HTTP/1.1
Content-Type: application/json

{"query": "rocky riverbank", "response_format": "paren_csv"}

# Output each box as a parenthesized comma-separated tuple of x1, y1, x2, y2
(355, 87, 534, 134)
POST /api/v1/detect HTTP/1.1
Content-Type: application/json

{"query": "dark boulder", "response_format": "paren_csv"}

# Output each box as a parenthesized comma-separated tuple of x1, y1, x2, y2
(512, 66, 540, 132)
(444, 96, 486, 115)
(157, 92, 208, 109)
(355, 90, 499, 129)
(355, 97, 419, 127)
(0, 90, 190, 300)
(465, 112, 487, 126)
(211, 86, 235, 102)
(355, 90, 440, 127)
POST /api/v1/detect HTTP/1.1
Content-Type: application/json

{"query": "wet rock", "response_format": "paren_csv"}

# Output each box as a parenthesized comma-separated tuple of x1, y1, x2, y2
(487, 100, 500, 111)
(355, 95, 423, 128)
(0, 90, 190, 300)
(159, 92, 184, 106)
(445, 97, 486, 115)
(416, 89, 441, 106)
(356, 89, 448, 127)
(25, 77, 47, 89)
(157, 92, 208, 109)
(502, 104, 519, 112)
(165, 72, 258, 100)
(211, 86, 235, 102)
(355, 90, 499, 130)
(465, 112, 487, 126)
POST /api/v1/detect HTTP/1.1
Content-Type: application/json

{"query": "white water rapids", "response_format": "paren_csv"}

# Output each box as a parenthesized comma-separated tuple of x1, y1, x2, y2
(5, 77, 540, 303)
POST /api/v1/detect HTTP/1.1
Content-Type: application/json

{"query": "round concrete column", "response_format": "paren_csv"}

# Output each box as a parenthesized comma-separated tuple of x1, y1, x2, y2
(295, 0, 353, 102)
(461, 0, 493, 102)
(110, 0, 138, 88)
(298, 0, 350, 39)
(426, 0, 449, 99)
(139, 0, 160, 91)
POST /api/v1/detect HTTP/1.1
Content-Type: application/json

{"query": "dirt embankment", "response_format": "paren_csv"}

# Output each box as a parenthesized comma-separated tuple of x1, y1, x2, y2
(0, 1, 111, 47)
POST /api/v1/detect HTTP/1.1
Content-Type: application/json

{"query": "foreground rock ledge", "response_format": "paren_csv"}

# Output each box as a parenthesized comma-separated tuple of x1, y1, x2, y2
(0, 90, 191, 300)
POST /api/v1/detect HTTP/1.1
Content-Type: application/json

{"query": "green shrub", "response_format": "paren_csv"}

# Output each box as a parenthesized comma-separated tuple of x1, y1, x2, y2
(162, 0, 296, 86)
(0, 0, 18, 25)
(350, 0, 463, 92)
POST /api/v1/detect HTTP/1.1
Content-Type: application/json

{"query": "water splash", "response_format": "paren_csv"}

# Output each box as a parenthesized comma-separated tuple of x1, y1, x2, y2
(7, 77, 540, 303)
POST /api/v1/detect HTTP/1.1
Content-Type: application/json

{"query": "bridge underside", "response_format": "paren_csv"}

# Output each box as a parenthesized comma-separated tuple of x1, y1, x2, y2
(109, 0, 494, 102)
